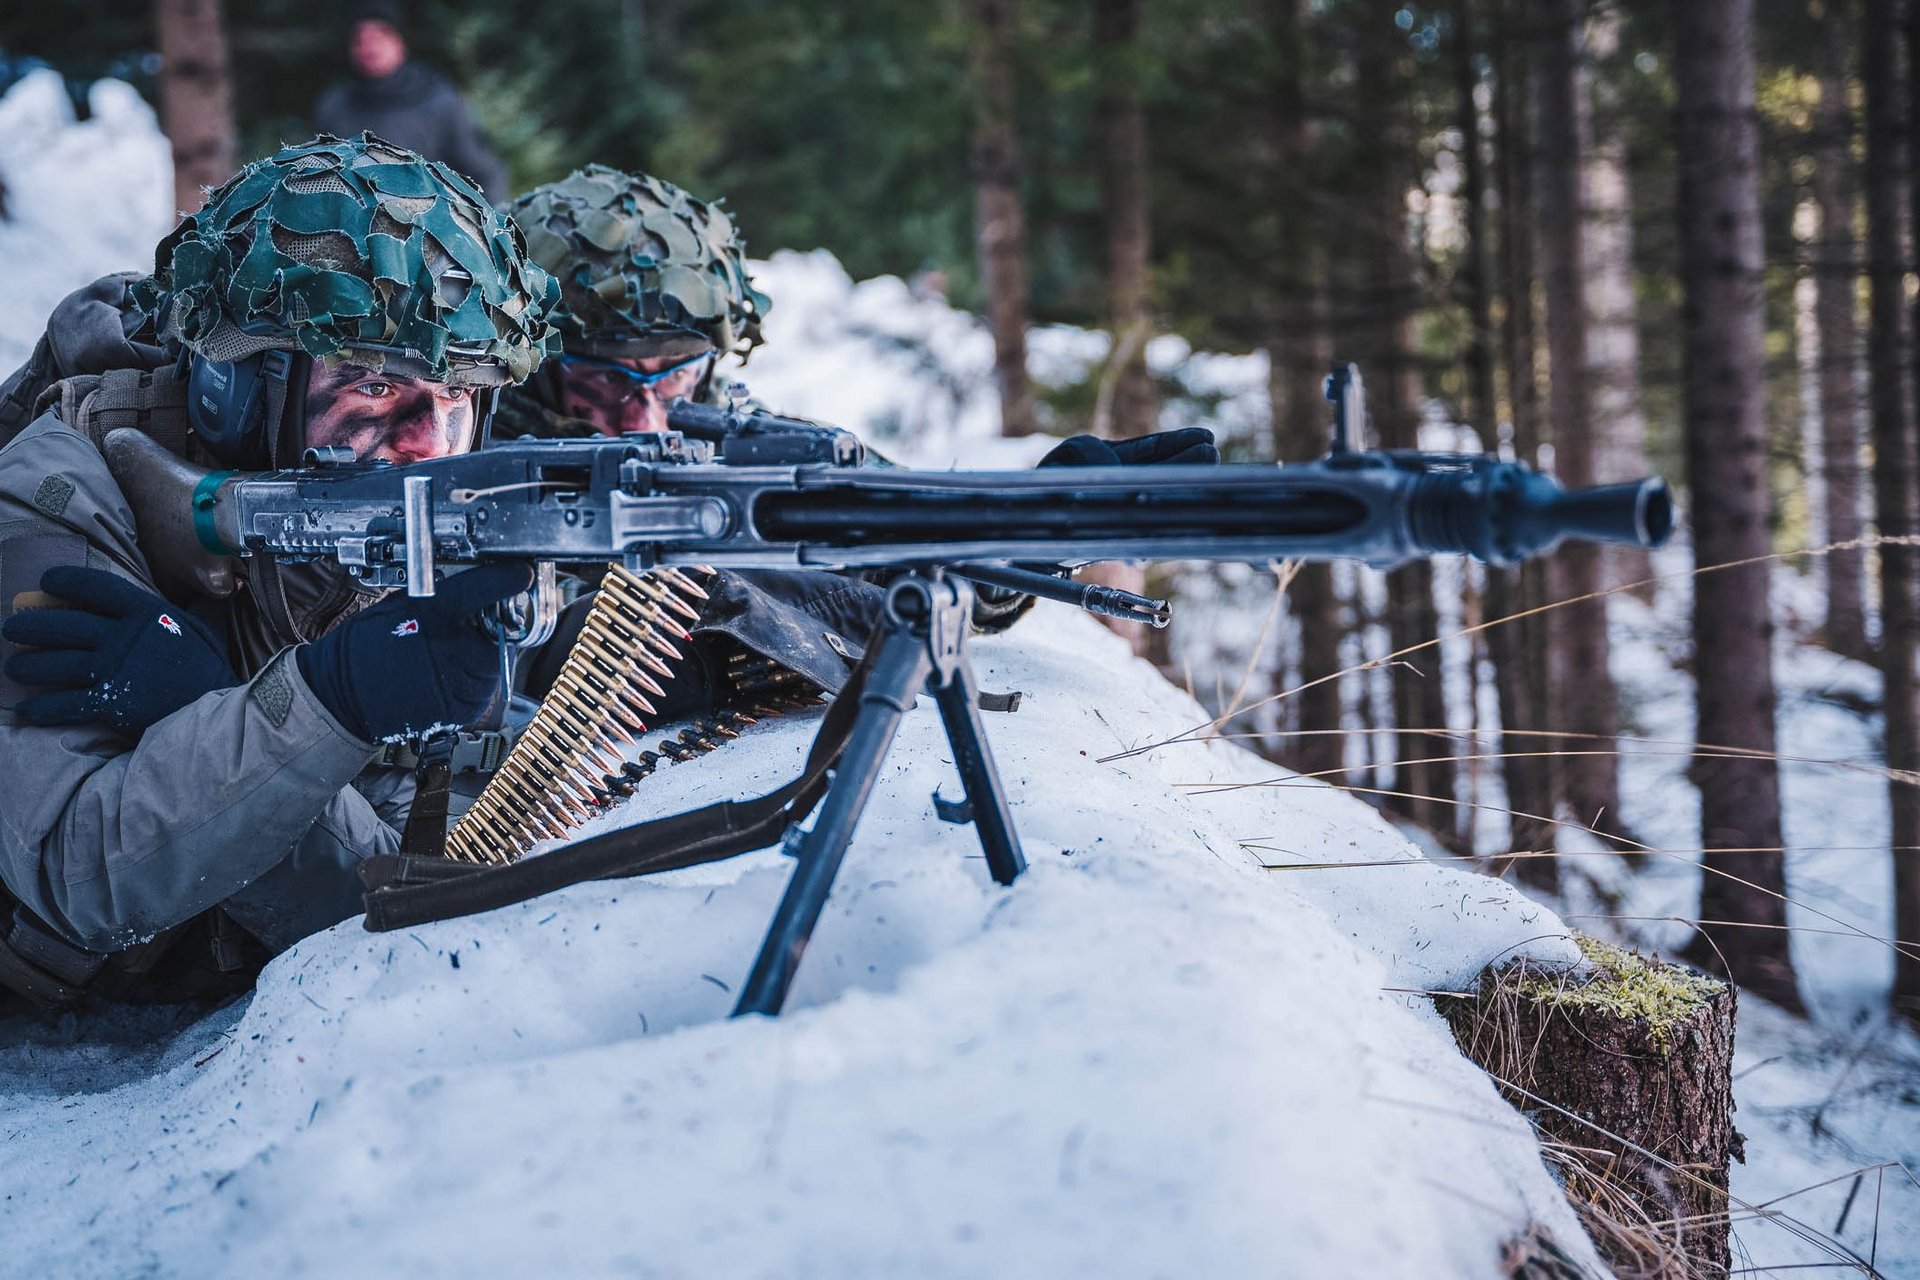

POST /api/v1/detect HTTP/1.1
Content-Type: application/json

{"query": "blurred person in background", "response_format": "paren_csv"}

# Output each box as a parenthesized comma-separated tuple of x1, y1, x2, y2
(313, 0, 506, 201)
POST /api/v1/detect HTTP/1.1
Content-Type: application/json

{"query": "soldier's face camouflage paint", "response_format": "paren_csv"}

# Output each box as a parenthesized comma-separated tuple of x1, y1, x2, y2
(557, 352, 712, 436)
(304, 362, 478, 464)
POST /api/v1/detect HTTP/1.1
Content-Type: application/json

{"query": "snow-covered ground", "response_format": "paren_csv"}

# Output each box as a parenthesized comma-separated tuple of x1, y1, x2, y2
(2, 608, 1607, 1277)
(0, 72, 1914, 1278)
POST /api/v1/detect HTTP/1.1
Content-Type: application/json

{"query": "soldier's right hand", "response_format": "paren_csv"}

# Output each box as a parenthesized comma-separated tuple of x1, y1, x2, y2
(295, 563, 534, 743)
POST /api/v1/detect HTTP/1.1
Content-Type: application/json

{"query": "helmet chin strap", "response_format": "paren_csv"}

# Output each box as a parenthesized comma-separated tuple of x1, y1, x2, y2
(265, 352, 312, 469)
(475, 386, 502, 448)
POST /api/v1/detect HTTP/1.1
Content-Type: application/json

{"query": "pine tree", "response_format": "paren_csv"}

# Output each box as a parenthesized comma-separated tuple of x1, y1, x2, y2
(1535, 0, 1629, 846)
(1812, 0, 1869, 659)
(154, 0, 236, 215)
(968, 0, 1039, 437)
(1675, 0, 1803, 1012)
(1091, 0, 1155, 440)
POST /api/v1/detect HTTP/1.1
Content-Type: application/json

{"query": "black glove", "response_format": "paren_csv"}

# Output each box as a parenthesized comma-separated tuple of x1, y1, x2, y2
(296, 563, 534, 742)
(1038, 427, 1219, 467)
(2, 566, 238, 735)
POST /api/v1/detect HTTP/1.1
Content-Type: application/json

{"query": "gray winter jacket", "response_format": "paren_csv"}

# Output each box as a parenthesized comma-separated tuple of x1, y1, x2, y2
(0, 414, 400, 956)
(314, 61, 507, 201)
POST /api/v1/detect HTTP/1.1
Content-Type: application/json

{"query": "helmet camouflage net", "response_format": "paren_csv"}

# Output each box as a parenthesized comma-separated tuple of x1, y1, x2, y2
(140, 134, 560, 385)
(509, 165, 769, 360)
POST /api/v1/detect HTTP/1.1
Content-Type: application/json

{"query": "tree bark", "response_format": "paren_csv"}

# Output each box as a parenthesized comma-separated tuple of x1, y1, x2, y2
(1814, 0, 1870, 659)
(1271, 328, 1345, 783)
(1454, 0, 1499, 441)
(1675, 0, 1803, 1014)
(967, 0, 1038, 438)
(1894, 0, 1920, 1024)
(1583, 0, 1652, 596)
(1266, 0, 1343, 783)
(1490, 0, 1559, 884)
(1444, 942, 1738, 1278)
(1093, 0, 1155, 441)
(1357, 19, 1458, 843)
(155, 0, 237, 217)
(1534, 0, 1627, 846)
(1866, 0, 1920, 1027)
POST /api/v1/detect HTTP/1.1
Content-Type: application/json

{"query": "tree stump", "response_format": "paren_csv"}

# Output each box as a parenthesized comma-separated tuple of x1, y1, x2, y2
(1442, 937, 1738, 1279)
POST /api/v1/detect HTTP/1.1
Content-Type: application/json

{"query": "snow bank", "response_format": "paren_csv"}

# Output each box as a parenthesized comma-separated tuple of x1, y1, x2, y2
(0, 70, 173, 373)
(0, 610, 1600, 1277)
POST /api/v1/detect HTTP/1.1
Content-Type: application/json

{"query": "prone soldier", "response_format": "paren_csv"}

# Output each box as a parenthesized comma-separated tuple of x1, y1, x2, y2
(0, 135, 559, 1009)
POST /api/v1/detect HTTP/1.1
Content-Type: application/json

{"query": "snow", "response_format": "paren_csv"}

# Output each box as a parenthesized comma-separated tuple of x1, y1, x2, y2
(0, 69, 174, 374)
(1, 71, 1914, 1278)
(1, 609, 1602, 1277)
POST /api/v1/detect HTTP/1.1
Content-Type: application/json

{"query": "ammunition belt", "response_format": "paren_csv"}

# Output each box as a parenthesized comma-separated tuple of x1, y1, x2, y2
(445, 565, 823, 865)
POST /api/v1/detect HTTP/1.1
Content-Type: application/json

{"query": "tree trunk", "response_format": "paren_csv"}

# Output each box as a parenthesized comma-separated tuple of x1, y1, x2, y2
(1675, 0, 1803, 1014)
(1894, 0, 1920, 1024)
(1583, 0, 1652, 597)
(1453, 0, 1497, 859)
(1267, 0, 1343, 784)
(1491, 0, 1559, 885)
(1454, 0, 1499, 440)
(967, 0, 1038, 438)
(1093, 0, 1155, 441)
(155, 0, 237, 217)
(1444, 940, 1737, 1278)
(1534, 0, 1627, 845)
(1358, 22, 1458, 843)
(1814, 0, 1870, 659)
(1271, 328, 1345, 783)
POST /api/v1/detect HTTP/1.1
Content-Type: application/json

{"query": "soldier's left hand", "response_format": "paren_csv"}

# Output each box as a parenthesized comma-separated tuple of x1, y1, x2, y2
(2, 566, 238, 735)
(1038, 427, 1219, 467)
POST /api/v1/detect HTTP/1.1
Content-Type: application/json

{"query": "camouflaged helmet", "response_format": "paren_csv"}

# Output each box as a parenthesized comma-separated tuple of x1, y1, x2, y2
(139, 133, 561, 465)
(508, 165, 769, 361)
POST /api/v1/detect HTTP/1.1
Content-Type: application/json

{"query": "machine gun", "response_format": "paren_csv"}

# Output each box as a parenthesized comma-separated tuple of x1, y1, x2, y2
(102, 365, 1674, 1017)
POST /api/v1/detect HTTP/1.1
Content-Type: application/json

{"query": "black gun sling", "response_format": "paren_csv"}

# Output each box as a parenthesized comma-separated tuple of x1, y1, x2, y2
(357, 641, 876, 931)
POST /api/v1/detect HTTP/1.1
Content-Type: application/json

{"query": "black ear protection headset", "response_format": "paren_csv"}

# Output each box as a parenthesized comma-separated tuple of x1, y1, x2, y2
(184, 349, 310, 469)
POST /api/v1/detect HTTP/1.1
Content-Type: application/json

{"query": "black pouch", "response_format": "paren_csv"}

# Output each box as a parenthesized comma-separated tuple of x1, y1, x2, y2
(0, 531, 89, 709)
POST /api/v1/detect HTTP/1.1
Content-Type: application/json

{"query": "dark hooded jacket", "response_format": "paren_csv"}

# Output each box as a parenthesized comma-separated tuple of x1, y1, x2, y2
(314, 62, 507, 201)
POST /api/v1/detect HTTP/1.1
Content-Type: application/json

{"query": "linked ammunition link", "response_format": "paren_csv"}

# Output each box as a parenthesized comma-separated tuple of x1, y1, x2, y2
(444, 566, 825, 864)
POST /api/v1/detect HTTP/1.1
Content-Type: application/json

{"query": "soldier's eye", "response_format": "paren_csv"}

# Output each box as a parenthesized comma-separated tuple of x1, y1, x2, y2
(357, 381, 393, 398)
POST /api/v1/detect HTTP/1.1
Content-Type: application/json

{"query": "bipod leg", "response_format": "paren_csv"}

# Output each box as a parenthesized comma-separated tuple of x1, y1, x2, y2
(732, 605, 934, 1018)
(930, 654, 1026, 886)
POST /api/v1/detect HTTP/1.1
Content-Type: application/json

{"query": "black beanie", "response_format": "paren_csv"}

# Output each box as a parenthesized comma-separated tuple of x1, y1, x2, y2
(350, 0, 407, 36)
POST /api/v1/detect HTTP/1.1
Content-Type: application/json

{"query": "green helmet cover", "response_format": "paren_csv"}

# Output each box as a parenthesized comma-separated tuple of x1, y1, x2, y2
(509, 165, 770, 360)
(141, 134, 561, 385)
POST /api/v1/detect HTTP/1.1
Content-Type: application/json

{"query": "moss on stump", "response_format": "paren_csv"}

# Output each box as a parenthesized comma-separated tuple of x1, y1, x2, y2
(1444, 936, 1738, 1279)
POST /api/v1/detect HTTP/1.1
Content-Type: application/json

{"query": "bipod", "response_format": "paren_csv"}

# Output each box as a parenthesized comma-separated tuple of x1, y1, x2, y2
(733, 569, 1027, 1017)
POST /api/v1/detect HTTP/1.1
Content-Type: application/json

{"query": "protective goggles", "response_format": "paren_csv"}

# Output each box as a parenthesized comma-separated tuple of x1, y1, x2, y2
(556, 351, 714, 402)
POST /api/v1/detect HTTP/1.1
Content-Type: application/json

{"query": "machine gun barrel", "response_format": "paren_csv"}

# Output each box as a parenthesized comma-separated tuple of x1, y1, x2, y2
(100, 428, 1674, 615)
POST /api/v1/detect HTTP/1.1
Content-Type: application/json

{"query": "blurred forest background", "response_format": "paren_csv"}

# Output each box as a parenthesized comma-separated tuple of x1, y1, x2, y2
(1, 0, 1917, 1027)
